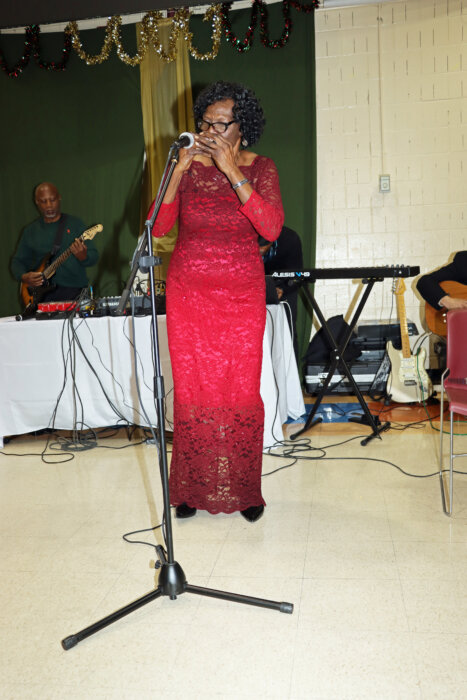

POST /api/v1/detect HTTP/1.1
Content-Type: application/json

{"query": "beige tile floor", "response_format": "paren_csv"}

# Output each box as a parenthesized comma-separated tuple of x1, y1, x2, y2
(1, 418, 467, 700)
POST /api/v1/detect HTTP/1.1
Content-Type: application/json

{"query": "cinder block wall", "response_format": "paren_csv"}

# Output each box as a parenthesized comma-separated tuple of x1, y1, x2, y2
(314, 0, 467, 356)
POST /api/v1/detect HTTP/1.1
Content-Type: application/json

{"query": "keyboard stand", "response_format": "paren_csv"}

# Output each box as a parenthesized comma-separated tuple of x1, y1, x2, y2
(291, 276, 391, 446)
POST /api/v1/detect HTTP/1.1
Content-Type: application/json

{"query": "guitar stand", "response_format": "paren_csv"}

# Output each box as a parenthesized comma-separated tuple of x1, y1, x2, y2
(61, 141, 293, 651)
(291, 276, 391, 447)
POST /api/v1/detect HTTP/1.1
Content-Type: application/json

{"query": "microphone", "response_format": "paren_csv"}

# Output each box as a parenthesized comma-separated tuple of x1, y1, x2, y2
(173, 132, 195, 149)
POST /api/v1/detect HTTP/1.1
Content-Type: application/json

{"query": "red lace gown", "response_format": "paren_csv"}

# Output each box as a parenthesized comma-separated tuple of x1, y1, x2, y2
(151, 155, 284, 513)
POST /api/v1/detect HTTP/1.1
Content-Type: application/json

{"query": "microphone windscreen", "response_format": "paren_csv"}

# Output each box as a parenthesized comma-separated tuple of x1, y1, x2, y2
(178, 132, 195, 149)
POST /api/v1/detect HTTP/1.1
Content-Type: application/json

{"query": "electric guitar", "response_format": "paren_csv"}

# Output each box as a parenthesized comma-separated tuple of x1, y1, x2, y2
(386, 278, 433, 403)
(20, 224, 103, 308)
(424, 281, 467, 337)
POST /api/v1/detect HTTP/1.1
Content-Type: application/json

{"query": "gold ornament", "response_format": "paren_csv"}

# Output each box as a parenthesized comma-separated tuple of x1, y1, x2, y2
(66, 19, 115, 65)
(66, 7, 221, 67)
(188, 5, 222, 61)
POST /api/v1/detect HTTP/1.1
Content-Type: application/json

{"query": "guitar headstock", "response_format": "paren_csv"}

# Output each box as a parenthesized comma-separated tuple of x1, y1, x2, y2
(392, 278, 406, 295)
(82, 224, 103, 241)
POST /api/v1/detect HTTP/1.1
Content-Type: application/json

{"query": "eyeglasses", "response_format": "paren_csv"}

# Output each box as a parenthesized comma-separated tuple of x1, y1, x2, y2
(197, 119, 237, 134)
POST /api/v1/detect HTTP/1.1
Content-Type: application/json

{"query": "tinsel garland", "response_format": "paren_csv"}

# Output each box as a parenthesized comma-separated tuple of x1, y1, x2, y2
(221, 0, 320, 52)
(66, 6, 222, 67)
(0, 24, 71, 78)
(0, 0, 319, 77)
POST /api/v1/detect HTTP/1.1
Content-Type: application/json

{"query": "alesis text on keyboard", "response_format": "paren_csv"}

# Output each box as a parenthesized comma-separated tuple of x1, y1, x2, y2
(271, 265, 420, 281)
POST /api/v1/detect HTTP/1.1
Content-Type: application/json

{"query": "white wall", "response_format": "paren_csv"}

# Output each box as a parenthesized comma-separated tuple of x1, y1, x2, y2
(314, 0, 467, 354)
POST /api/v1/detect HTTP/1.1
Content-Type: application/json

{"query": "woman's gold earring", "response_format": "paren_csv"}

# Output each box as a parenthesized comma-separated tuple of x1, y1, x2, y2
(242, 138, 248, 147)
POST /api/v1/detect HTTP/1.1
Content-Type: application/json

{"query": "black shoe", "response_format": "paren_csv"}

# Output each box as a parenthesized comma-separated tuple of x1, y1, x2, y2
(175, 502, 197, 519)
(240, 505, 264, 522)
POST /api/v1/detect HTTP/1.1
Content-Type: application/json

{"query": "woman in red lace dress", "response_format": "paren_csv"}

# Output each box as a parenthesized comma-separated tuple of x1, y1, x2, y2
(151, 82, 284, 522)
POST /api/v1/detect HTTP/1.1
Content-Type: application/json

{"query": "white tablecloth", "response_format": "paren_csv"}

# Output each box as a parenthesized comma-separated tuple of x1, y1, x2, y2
(0, 304, 304, 448)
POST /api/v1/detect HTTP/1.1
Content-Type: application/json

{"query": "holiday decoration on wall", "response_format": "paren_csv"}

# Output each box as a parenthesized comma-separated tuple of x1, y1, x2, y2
(0, 0, 320, 78)
(67, 7, 222, 67)
(0, 23, 71, 77)
(221, 0, 319, 52)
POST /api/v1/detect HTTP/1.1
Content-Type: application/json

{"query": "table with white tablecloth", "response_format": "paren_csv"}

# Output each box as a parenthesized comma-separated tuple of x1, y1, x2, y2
(0, 303, 304, 448)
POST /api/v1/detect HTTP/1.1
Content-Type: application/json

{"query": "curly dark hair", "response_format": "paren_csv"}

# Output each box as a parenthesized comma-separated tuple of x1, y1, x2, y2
(193, 81, 265, 147)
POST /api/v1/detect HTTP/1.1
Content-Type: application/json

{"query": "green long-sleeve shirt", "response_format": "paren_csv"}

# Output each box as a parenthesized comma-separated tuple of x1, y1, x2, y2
(11, 214, 99, 288)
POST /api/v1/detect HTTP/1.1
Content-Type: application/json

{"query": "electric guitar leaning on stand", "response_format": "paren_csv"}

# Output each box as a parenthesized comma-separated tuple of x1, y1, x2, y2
(20, 224, 103, 309)
(386, 278, 433, 403)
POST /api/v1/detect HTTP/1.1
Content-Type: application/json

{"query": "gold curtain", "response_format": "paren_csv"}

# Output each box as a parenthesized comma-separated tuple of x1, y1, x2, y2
(137, 19, 194, 279)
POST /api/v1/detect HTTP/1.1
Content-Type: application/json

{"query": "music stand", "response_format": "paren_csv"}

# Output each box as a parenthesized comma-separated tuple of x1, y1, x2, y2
(61, 140, 293, 650)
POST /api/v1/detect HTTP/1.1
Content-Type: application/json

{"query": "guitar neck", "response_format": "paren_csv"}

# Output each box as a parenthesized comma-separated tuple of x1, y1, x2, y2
(43, 235, 82, 279)
(396, 293, 411, 358)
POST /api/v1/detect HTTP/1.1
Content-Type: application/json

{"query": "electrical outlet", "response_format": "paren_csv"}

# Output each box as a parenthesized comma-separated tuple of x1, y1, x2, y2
(379, 174, 390, 193)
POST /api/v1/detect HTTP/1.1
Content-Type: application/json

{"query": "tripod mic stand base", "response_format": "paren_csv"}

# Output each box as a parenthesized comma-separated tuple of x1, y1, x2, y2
(61, 560, 293, 650)
(159, 560, 186, 599)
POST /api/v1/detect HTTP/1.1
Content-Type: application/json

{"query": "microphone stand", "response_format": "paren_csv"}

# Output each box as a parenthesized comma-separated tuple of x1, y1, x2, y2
(114, 145, 177, 317)
(61, 141, 293, 650)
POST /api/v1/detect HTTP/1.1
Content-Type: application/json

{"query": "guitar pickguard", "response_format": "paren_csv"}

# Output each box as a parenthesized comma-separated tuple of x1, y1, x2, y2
(387, 344, 432, 403)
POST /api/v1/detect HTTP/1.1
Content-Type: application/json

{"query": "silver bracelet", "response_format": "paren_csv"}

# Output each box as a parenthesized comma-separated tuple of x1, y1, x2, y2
(232, 178, 249, 190)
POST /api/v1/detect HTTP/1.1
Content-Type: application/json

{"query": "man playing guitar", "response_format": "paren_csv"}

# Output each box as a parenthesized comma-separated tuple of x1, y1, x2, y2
(11, 182, 99, 305)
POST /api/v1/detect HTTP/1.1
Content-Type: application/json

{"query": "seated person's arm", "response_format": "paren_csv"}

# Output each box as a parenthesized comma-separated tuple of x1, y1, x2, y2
(417, 251, 467, 309)
(438, 294, 467, 310)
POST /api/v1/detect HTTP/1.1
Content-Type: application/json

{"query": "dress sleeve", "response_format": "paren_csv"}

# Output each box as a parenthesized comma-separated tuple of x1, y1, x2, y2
(239, 157, 284, 242)
(148, 194, 180, 238)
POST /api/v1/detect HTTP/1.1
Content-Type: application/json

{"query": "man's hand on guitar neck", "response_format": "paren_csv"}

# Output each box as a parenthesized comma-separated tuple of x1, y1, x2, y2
(70, 237, 87, 261)
(21, 271, 44, 288)
(439, 295, 467, 310)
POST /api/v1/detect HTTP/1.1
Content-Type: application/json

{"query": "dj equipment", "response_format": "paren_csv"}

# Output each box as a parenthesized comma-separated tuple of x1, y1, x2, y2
(93, 294, 165, 316)
(17, 293, 166, 320)
(305, 319, 419, 395)
(38, 301, 77, 313)
(353, 319, 419, 350)
(272, 264, 420, 281)
(33, 301, 77, 320)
